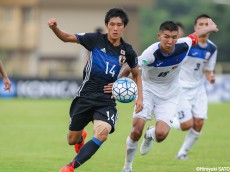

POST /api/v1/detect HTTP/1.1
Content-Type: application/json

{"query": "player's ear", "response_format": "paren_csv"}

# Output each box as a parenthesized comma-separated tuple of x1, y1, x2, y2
(105, 23, 108, 29)
(157, 33, 161, 41)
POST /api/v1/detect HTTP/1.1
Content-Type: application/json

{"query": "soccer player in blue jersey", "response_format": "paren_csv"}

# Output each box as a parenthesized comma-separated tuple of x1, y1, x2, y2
(48, 8, 143, 172)
(0, 60, 11, 92)
(120, 20, 218, 172)
(173, 14, 218, 160)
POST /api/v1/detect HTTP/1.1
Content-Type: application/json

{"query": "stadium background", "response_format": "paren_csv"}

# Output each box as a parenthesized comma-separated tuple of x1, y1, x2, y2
(1, 0, 230, 102)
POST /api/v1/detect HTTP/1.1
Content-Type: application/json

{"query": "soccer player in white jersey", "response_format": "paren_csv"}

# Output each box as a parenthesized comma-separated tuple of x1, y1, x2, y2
(121, 19, 218, 172)
(173, 14, 218, 160)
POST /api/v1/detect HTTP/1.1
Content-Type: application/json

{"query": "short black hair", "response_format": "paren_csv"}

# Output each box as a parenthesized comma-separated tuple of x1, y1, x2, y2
(159, 21, 178, 32)
(95, 27, 103, 33)
(176, 22, 184, 30)
(105, 8, 129, 26)
(194, 14, 210, 25)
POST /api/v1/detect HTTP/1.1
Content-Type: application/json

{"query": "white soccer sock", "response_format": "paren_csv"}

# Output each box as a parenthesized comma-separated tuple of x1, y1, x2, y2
(124, 136, 138, 166)
(177, 128, 201, 156)
(172, 116, 181, 130)
(145, 126, 156, 140)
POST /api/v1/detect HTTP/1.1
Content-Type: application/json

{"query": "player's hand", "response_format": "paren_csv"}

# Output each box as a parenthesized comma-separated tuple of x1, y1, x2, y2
(208, 74, 215, 84)
(3, 78, 11, 92)
(134, 99, 143, 113)
(103, 83, 113, 94)
(208, 18, 218, 33)
(48, 18, 57, 30)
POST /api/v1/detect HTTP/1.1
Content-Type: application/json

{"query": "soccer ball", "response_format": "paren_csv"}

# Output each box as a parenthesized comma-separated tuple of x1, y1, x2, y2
(112, 77, 137, 103)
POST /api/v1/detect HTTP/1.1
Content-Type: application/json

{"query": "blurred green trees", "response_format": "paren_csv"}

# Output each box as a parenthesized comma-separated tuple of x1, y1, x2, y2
(139, 0, 230, 61)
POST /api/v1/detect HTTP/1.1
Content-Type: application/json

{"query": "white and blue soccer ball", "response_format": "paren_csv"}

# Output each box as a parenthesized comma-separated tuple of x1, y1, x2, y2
(112, 77, 137, 103)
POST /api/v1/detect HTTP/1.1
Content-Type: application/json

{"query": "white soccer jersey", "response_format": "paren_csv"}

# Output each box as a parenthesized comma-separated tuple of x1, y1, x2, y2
(138, 37, 193, 99)
(179, 39, 217, 88)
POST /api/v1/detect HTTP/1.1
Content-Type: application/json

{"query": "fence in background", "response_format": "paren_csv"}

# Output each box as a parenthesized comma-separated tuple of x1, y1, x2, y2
(0, 75, 230, 102)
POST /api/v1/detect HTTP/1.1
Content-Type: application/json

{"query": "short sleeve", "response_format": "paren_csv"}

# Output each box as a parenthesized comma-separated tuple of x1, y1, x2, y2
(138, 44, 156, 66)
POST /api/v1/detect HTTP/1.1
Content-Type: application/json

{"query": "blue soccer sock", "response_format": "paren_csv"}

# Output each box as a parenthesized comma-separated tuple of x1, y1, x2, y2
(70, 137, 103, 169)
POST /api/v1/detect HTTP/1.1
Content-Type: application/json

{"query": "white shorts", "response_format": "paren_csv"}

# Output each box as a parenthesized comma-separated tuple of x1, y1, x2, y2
(177, 85, 208, 123)
(133, 89, 178, 127)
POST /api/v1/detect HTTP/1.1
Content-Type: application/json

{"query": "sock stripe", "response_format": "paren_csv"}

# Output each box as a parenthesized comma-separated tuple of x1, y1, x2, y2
(92, 137, 103, 146)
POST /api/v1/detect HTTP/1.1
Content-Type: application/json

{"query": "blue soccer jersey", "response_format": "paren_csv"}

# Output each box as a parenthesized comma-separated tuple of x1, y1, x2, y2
(75, 33, 138, 101)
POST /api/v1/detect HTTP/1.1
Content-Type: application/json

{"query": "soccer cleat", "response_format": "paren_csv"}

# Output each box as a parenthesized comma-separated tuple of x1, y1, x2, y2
(140, 127, 154, 155)
(74, 130, 88, 154)
(122, 169, 132, 172)
(122, 162, 132, 172)
(59, 165, 74, 172)
(176, 154, 188, 160)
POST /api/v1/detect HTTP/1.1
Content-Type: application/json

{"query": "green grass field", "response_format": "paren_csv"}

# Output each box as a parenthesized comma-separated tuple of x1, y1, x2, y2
(0, 98, 229, 172)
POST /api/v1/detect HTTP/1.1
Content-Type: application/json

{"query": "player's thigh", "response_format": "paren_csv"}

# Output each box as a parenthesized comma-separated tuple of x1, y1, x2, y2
(133, 90, 154, 120)
(67, 130, 84, 145)
(154, 96, 178, 127)
(93, 120, 112, 142)
(69, 97, 93, 131)
(93, 106, 118, 134)
(155, 120, 170, 141)
(193, 90, 208, 119)
(176, 89, 195, 123)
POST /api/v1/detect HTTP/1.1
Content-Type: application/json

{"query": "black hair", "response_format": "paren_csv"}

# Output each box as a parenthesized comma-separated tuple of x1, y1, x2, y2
(105, 8, 129, 26)
(176, 22, 184, 30)
(159, 21, 178, 32)
(95, 27, 103, 33)
(194, 14, 210, 25)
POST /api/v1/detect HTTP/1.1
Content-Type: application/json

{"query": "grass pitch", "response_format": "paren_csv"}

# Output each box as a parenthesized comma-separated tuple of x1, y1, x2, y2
(0, 98, 229, 172)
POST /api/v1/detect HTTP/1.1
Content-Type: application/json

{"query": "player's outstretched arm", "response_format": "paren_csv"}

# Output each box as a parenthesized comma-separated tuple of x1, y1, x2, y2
(48, 18, 78, 43)
(194, 18, 218, 37)
(0, 61, 11, 92)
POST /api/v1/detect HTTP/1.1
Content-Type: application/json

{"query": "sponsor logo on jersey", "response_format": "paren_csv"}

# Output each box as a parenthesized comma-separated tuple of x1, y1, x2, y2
(192, 52, 198, 56)
(156, 61, 163, 66)
(119, 55, 126, 64)
(100, 48, 106, 53)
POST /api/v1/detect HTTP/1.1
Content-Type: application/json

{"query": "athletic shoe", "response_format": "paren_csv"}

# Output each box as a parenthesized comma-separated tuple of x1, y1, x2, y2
(59, 165, 74, 172)
(74, 130, 88, 154)
(122, 162, 132, 172)
(176, 154, 188, 160)
(122, 169, 132, 172)
(140, 127, 154, 155)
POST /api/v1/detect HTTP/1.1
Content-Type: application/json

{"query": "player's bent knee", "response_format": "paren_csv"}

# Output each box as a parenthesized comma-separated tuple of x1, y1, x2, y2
(94, 120, 112, 142)
(67, 136, 77, 145)
(67, 131, 82, 145)
(181, 120, 193, 131)
(155, 130, 168, 142)
(194, 119, 204, 127)
(131, 128, 142, 141)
